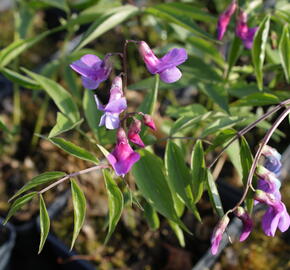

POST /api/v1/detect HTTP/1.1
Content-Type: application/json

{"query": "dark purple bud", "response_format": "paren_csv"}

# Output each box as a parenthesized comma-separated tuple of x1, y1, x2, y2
(128, 119, 145, 148)
(234, 207, 253, 242)
(261, 145, 282, 174)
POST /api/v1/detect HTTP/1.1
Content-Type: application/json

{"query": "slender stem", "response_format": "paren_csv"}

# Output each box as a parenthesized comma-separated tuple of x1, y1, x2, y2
(207, 99, 290, 169)
(38, 164, 109, 194)
(229, 107, 290, 213)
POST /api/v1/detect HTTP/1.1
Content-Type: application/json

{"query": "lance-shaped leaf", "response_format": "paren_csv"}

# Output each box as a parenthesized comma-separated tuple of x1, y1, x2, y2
(165, 141, 200, 220)
(70, 179, 86, 249)
(206, 170, 224, 217)
(143, 201, 160, 230)
(226, 36, 243, 79)
(38, 195, 50, 254)
(132, 150, 190, 233)
(251, 15, 271, 90)
(103, 169, 123, 244)
(4, 192, 37, 224)
(168, 220, 185, 247)
(74, 5, 139, 51)
(191, 140, 207, 203)
(279, 25, 290, 83)
(240, 137, 255, 213)
(0, 68, 40, 89)
(49, 137, 99, 164)
(48, 113, 83, 138)
(9, 171, 65, 201)
(23, 69, 80, 122)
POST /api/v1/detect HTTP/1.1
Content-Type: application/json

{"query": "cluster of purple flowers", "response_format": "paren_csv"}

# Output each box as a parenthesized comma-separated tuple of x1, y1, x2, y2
(217, 0, 258, 49)
(211, 145, 289, 255)
(70, 41, 185, 176)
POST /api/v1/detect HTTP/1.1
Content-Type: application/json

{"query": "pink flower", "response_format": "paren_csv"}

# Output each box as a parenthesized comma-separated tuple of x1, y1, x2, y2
(107, 128, 140, 177)
(217, 0, 237, 40)
(128, 119, 145, 148)
(211, 215, 230, 255)
(236, 11, 258, 49)
(234, 207, 253, 242)
(143, 114, 156, 131)
(138, 41, 187, 83)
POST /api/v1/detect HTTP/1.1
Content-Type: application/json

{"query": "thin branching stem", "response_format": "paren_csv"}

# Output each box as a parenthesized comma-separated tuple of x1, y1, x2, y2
(38, 164, 109, 194)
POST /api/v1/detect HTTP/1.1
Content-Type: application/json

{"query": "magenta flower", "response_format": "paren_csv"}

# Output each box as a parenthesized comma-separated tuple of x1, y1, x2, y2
(217, 0, 237, 40)
(70, 54, 112, 89)
(94, 76, 127, 130)
(254, 190, 290, 236)
(107, 128, 140, 177)
(128, 119, 145, 148)
(211, 215, 230, 255)
(234, 207, 253, 242)
(143, 114, 157, 131)
(236, 11, 258, 49)
(138, 41, 187, 83)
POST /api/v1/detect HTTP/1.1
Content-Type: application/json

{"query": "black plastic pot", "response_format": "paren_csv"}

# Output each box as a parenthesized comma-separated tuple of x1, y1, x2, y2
(0, 218, 16, 270)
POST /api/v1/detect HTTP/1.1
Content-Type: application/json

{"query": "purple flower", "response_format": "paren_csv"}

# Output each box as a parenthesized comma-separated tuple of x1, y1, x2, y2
(234, 207, 253, 242)
(236, 11, 258, 49)
(261, 145, 282, 174)
(211, 215, 230, 255)
(138, 41, 187, 83)
(94, 76, 127, 130)
(128, 119, 145, 148)
(70, 54, 112, 89)
(256, 166, 281, 194)
(106, 128, 140, 177)
(217, 0, 237, 40)
(254, 190, 290, 236)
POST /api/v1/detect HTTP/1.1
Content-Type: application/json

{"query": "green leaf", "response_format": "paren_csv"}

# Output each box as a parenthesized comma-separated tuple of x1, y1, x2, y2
(132, 149, 190, 233)
(48, 113, 83, 138)
(226, 139, 243, 180)
(168, 220, 185, 247)
(279, 25, 290, 83)
(39, 195, 50, 254)
(49, 137, 99, 164)
(251, 15, 271, 90)
(146, 4, 214, 40)
(170, 112, 212, 136)
(231, 93, 280, 107)
(74, 5, 139, 51)
(206, 129, 236, 153)
(10, 171, 65, 201)
(138, 74, 159, 115)
(199, 83, 229, 113)
(165, 141, 200, 220)
(226, 36, 243, 79)
(4, 192, 37, 224)
(23, 69, 80, 122)
(240, 137, 255, 213)
(83, 90, 102, 140)
(70, 178, 86, 249)
(206, 170, 224, 217)
(143, 201, 160, 230)
(38, 0, 69, 13)
(103, 169, 124, 243)
(0, 119, 11, 134)
(0, 26, 64, 67)
(191, 140, 207, 203)
(0, 68, 40, 89)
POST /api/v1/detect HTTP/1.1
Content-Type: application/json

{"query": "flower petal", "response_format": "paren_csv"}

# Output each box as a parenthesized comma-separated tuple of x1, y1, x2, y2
(82, 76, 100, 90)
(114, 152, 140, 177)
(157, 48, 188, 72)
(159, 67, 182, 83)
(104, 97, 127, 114)
(81, 54, 101, 67)
(104, 113, 120, 130)
(94, 95, 104, 111)
(262, 207, 280, 236)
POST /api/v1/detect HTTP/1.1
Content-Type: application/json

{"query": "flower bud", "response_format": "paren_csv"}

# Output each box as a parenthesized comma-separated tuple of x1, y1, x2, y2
(261, 145, 282, 174)
(116, 128, 128, 144)
(234, 207, 253, 242)
(143, 114, 156, 131)
(211, 215, 230, 255)
(128, 119, 145, 148)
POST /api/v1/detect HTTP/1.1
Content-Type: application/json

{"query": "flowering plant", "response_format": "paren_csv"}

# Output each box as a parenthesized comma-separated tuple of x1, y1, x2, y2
(1, 0, 289, 265)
